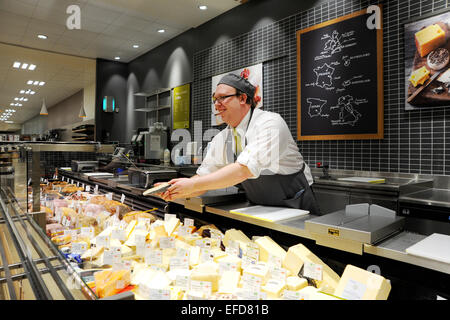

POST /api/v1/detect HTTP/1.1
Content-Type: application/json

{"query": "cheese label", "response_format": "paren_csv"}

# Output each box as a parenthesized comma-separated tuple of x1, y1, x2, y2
(340, 279, 366, 300)
(111, 228, 126, 241)
(283, 290, 307, 300)
(112, 260, 132, 271)
(103, 246, 121, 265)
(76, 181, 80, 187)
(242, 274, 262, 291)
(303, 262, 323, 281)
(219, 261, 239, 273)
(159, 237, 175, 249)
(270, 267, 288, 282)
(86, 185, 90, 192)
(268, 254, 282, 268)
(71, 179, 74, 184)
(94, 185, 98, 194)
(176, 248, 189, 258)
(225, 240, 240, 257)
(106, 193, 113, 200)
(72, 242, 87, 254)
(145, 249, 162, 265)
(170, 256, 189, 270)
(237, 289, 260, 300)
(177, 226, 189, 237)
(245, 243, 259, 261)
(120, 194, 125, 204)
(200, 248, 214, 263)
(164, 213, 176, 222)
(80, 227, 94, 239)
(195, 239, 212, 248)
(137, 242, 151, 256)
(176, 275, 190, 289)
(190, 280, 212, 296)
(148, 288, 171, 300)
(96, 235, 110, 247)
(184, 218, 194, 227)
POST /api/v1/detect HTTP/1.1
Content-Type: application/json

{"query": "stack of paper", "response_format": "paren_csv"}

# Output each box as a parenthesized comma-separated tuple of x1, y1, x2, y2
(230, 205, 309, 222)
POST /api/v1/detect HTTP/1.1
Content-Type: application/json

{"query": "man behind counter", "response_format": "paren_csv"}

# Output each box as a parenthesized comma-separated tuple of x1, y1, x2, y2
(159, 73, 320, 215)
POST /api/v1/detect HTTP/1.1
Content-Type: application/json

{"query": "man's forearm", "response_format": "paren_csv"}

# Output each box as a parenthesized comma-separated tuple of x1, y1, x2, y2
(192, 163, 253, 192)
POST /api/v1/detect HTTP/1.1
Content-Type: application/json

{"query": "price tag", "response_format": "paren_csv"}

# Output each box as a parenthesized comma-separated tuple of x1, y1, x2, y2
(175, 275, 190, 289)
(76, 181, 80, 187)
(112, 260, 132, 271)
(62, 177, 65, 181)
(270, 267, 288, 282)
(241, 274, 262, 291)
(96, 235, 110, 247)
(268, 254, 282, 269)
(170, 256, 189, 270)
(103, 246, 121, 265)
(135, 233, 147, 246)
(225, 240, 240, 257)
(177, 226, 189, 237)
(159, 237, 175, 249)
(80, 227, 94, 239)
(71, 179, 74, 184)
(190, 280, 212, 296)
(303, 262, 323, 281)
(283, 290, 306, 300)
(176, 247, 190, 258)
(137, 242, 151, 257)
(245, 243, 259, 261)
(111, 227, 126, 241)
(200, 248, 214, 263)
(164, 213, 176, 222)
(237, 289, 261, 300)
(219, 261, 239, 273)
(120, 194, 125, 204)
(145, 249, 162, 265)
(195, 239, 212, 248)
(106, 193, 113, 200)
(184, 218, 194, 227)
(86, 185, 91, 192)
(94, 185, 98, 194)
(148, 288, 171, 300)
(72, 242, 88, 254)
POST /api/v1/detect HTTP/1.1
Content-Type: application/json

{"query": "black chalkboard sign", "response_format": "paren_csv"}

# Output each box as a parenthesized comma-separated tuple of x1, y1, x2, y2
(297, 6, 383, 140)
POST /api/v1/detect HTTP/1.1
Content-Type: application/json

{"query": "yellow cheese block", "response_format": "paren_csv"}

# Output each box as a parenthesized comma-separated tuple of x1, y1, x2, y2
(286, 276, 308, 291)
(218, 270, 241, 294)
(189, 246, 201, 266)
(95, 269, 131, 298)
(124, 220, 138, 240)
(191, 262, 220, 292)
(334, 265, 391, 300)
(409, 66, 430, 87)
(149, 225, 168, 242)
(415, 24, 446, 57)
(223, 228, 252, 251)
(216, 254, 242, 272)
(243, 263, 270, 285)
(255, 236, 286, 263)
(261, 279, 286, 299)
(282, 243, 340, 293)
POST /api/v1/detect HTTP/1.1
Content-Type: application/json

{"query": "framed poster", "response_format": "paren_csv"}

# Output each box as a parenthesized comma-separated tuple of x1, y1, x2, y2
(297, 5, 383, 140)
(404, 8, 450, 110)
(173, 83, 190, 129)
(211, 63, 263, 126)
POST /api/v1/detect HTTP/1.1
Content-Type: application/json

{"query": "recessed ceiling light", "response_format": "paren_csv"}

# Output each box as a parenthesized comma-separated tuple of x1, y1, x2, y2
(33, 81, 39, 85)
(157, 29, 165, 33)
(133, 44, 139, 48)
(29, 64, 36, 70)
(20, 90, 25, 94)
(14, 98, 18, 101)
(13, 62, 21, 68)
(23, 98, 28, 102)
(199, 5, 207, 10)
(30, 91, 35, 95)
(37, 34, 47, 39)
(21, 63, 29, 69)
(39, 81, 45, 86)
(27, 80, 33, 85)
(114, 56, 121, 60)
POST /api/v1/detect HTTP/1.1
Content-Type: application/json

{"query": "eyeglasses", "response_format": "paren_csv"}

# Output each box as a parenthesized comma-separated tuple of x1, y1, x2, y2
(212, 93, 239, 104)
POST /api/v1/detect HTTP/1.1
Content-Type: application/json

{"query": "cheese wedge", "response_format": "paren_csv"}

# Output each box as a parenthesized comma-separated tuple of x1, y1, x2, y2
(149, 225, 168, 242)
(95, 269, 131, 298)
(81, 245, 104, 261)
(218, 271, 241, 294)
(223, 229, 252, 251)
(334, 265, 391, 300)
(189, 246, 201, 266)
(164, 218, 180, 236)
(409, 66, 430, 87)
(286, 276, 308, 291)
(415, 24, 446, 57)
(191, 262, 220, 292)
(282, 243, 340, 293)
(255, 236, 286, 262)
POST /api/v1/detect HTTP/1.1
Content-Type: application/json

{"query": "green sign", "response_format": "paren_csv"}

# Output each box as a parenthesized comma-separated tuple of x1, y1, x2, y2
(173, 83, 190, 129)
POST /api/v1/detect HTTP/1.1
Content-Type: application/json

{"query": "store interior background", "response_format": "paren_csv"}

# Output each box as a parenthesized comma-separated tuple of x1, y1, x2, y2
(13, 0, 450, 176)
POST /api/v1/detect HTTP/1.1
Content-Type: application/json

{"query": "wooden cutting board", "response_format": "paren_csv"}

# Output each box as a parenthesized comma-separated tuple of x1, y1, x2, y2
(407, 21, 450, 106)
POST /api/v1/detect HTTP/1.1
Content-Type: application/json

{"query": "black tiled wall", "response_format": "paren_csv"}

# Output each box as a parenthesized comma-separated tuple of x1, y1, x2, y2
(192, 0, 450, 176)
(31, 152, 98, 178)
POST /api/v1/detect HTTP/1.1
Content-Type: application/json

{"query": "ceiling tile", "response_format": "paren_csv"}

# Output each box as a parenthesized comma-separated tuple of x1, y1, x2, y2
(83, 3, 122, 25)
(0, 0, 36, 17)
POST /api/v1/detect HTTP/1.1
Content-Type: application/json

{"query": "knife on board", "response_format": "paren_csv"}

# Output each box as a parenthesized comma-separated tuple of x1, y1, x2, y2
(407, 70, 442, 103)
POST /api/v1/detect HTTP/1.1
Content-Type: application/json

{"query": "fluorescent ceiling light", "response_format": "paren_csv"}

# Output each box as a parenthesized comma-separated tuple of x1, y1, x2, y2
(5, 121, 13, 124)
(157, 29, 165, 33)
(21, 63, 28, 69)
(133, 44, 139, 48)
(29, 64, 36, 70)
(199, 5, 207, 10)
(14, 98, 18, 101)
(33, 81, 39, 85)
(23, 98, 28, 101)
(39, 81, 45, 86)
(38, 34, 47, 39)
(27, 80, 33, 85)
(19, 97, 24, 101)
(20, 90, 25, 94)
(30, 91, 35, 95)
(13, 62, 21, 68)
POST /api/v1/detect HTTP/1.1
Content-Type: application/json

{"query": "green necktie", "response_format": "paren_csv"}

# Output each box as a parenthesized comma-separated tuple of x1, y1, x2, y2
(233, 128, 242, 156)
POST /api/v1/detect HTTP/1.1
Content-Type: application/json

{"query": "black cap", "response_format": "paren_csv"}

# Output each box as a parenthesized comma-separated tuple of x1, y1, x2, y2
(217, 73, 255, 98)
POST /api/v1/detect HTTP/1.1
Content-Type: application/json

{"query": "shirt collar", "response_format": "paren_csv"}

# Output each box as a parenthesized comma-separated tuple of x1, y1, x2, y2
(230, 108, 251, 133)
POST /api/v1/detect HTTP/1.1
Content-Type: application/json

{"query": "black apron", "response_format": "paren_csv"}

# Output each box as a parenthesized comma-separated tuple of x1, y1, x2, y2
(226, 108, 321, 215)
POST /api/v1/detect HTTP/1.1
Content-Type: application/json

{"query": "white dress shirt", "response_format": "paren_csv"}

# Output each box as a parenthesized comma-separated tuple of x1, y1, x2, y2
(197, 108, 314, 185)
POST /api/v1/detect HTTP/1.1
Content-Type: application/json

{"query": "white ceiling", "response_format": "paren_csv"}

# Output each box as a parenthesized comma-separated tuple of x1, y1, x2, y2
(0, 0, 243, 129)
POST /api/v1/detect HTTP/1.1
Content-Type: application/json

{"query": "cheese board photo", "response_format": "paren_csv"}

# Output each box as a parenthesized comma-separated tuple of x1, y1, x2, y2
(405, 9, 450, 110)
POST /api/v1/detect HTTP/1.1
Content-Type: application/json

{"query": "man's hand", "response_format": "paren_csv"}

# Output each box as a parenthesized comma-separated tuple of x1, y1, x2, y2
(161, 178, 196, 201)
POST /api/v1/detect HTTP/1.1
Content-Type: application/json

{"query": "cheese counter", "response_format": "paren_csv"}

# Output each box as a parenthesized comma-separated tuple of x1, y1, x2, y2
(49, 168, 450, 300)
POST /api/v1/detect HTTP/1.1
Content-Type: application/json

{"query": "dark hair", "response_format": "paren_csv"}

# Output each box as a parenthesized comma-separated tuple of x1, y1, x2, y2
(236, 89, 257, 108)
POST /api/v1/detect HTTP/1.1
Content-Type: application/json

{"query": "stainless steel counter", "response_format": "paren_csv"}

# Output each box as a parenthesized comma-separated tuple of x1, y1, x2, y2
(399, 188, 450, 208)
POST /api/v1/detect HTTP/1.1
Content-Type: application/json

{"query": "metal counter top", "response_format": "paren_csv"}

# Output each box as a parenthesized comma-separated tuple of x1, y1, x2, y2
(399, 188, 450, 209)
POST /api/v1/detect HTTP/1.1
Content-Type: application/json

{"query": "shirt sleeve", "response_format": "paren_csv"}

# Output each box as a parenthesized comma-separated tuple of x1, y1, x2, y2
(236, 114, 290, 179)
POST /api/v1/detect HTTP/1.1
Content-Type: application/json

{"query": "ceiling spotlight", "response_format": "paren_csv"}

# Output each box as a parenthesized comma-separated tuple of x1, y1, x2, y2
(133, 44, 139, 48)
(13, 62, 21, 68)
(199, 5, 208, 10)
(157, 29, 165, 33)
(114, 56, 121, 60)
(38, 34, 48, 39)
